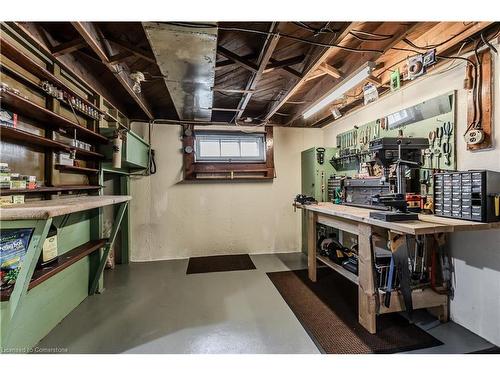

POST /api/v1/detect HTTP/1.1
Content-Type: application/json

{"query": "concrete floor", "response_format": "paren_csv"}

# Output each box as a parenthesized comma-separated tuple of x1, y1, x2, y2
(37, 252, 495, 354)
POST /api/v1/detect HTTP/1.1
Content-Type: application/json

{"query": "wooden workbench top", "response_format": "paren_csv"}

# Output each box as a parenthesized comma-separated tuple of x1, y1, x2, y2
(0, 195, 131, 220)
(297, 202, 500, 235)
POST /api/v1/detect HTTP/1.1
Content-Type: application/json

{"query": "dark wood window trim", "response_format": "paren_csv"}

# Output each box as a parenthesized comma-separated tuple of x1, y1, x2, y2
(182, 125, 275, 181)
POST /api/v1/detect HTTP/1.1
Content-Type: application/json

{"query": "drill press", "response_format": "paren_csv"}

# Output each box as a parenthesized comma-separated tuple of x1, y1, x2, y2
(368, 137, 429, 222)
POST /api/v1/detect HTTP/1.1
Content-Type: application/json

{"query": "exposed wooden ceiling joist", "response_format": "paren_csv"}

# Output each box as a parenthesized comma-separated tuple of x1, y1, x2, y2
(51, 38, 86, 57)
(264, 54, 305, 72)
(286, 22, 421, 126)
(235, 22, 281, 121)
(106, 37, 157, 64)
(301, 21, 496, 128)
(261, 22, 356, 121)
(217, 46, 259, 72)
(318, 63, 342, 78)
(71, 21, 154, 120)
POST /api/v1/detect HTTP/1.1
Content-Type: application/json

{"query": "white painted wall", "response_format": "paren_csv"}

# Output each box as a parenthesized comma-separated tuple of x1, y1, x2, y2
(130, 125, 323, 261)
(322, 51, 500, 345)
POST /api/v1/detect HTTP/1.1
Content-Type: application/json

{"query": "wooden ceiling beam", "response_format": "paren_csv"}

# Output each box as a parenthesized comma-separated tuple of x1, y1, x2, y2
(213, 87, 256, 94)
(215, 52, 258, 70)
(217, 46, 259, 72)
(106, 38, 157, 64)
(304, 22, 495, 128)
(304, 70, 327, 82)
(71, 21, 154, 120)
(264, 54, 305, 72)
(109, 51, 134, 64)
(235, 23, 281, 121)
(51, 38, 86, 57)
(261, 22, 356, 121)
(286, 22, 422, 126)
(318, 63, 343, 79)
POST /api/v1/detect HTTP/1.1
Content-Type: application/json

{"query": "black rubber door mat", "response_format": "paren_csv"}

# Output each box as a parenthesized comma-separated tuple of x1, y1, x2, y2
(267, 268, 443, 354)
(186, 254, 256, 274)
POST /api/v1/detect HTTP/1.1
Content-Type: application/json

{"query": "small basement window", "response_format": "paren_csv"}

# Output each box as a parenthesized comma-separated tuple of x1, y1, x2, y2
(183, 126, 275, 180)
(195, 132, 266, 163)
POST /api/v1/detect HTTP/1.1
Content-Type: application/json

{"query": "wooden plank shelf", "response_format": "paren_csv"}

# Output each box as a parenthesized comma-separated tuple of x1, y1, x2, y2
(0, 185, 102, 196)
(55, 164, 99, 174)
(0, 195, 131, 220)
(0, 90, 108, 144)
(0, 239, 107, 302)
(316, 254, 359, 285)
(0, 126, 104, 159)
(0, 37, 105, 117)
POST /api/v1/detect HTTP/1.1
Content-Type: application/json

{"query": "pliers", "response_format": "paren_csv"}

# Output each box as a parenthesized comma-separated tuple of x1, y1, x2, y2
(436, 126, 444, 147)
(443, 121, 453, 143)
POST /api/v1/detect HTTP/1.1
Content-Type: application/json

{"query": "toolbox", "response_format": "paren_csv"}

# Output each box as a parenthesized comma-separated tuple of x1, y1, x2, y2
(433, 170, 500, 222)
(344, 178, 391, 208)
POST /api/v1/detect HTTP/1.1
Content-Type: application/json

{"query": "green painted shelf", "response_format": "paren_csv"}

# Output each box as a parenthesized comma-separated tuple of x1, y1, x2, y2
(0, 239, 107, 302)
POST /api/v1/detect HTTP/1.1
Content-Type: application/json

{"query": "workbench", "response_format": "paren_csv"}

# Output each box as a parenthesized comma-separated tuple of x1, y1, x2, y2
(298, 202, 500, 334)
(0, 195, 131, 348)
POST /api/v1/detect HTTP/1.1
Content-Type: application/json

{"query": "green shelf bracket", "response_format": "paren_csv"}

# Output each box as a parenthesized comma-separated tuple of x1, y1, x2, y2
(2, 218, 52, 347)
(88, 201, 129, 295)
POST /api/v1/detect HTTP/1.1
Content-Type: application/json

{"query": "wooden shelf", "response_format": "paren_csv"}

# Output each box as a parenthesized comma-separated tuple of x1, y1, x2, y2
(55, 164, 99, 174)
(0, 126, 104, 159)
(316, 255, 359, 285)
(0, 239, 107, 302)
(0, 195, 131, 220)
(0, 185, 102, 196)
(0, 37, 105, 117)
(0, 90, 108, 144)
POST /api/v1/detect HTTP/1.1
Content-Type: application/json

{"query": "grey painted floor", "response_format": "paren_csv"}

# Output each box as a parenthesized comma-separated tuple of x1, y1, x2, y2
(37, 252, 495, 354)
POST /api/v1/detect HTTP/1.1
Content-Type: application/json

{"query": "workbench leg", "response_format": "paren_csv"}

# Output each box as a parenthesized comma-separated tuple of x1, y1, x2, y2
(307, 211, 317, 282)
(358, 223, 377, 334)
(89, 201, 128, 295)
(428, 304, 449, 322)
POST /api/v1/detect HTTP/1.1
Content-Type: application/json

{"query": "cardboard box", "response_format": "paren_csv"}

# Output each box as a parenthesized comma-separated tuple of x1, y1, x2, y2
(0, 109, 18, 128)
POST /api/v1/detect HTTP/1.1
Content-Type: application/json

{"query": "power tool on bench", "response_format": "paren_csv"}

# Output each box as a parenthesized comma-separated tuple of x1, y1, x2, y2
(368, 137, 429, 222)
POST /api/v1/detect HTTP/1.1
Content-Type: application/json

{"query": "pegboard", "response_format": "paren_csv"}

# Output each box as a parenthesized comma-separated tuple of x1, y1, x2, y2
(331, 91, 457, 194)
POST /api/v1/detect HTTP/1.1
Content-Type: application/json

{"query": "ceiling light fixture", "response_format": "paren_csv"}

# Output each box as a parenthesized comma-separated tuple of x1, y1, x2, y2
(303, 62, 376, 119)
(129, 71, 145, 94)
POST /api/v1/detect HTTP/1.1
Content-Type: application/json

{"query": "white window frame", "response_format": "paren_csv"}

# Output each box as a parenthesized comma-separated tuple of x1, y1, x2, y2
(194, 131, 266, 163)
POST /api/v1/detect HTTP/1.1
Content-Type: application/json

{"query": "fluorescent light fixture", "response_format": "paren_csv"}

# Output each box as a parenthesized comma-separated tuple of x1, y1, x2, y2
(303, 62, 376, 119)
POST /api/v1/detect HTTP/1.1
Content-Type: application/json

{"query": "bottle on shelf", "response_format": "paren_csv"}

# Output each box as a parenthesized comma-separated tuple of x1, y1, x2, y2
(37, 224, 58, 268)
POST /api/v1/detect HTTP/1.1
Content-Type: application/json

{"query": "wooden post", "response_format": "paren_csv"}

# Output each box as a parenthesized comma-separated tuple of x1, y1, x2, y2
(307, 210, 317, 282)
(357, 223, 377, 334)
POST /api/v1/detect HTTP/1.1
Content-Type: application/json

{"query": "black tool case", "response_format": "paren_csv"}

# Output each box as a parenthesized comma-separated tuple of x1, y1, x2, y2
(433, 170, 500, 222)
(344, 178, 391, 207)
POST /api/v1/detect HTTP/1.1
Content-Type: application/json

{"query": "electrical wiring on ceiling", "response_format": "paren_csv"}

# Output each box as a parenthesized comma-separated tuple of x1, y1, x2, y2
(292, 21, 339, 36)
(162, 22, 385, 54)
(349, 29, 395, 42)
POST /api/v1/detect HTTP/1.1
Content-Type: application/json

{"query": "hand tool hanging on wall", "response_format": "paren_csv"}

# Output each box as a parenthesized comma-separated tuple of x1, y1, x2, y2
(436, 126, 444, 147)
(442, 142, 451, 166)
(316, 147, 326, 165)
(443, 121, 453, 143)
(428, 130, 436, 149)
(435, 149, 442, 170)
(420, 170, 430, 195)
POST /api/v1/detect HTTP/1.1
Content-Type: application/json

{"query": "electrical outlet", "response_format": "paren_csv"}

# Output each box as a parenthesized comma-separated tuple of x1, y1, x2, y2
(465, 129, 485, 145)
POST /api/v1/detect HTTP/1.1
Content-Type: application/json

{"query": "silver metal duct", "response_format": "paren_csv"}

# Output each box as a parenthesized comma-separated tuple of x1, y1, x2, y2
(142, 22, 217, 121)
